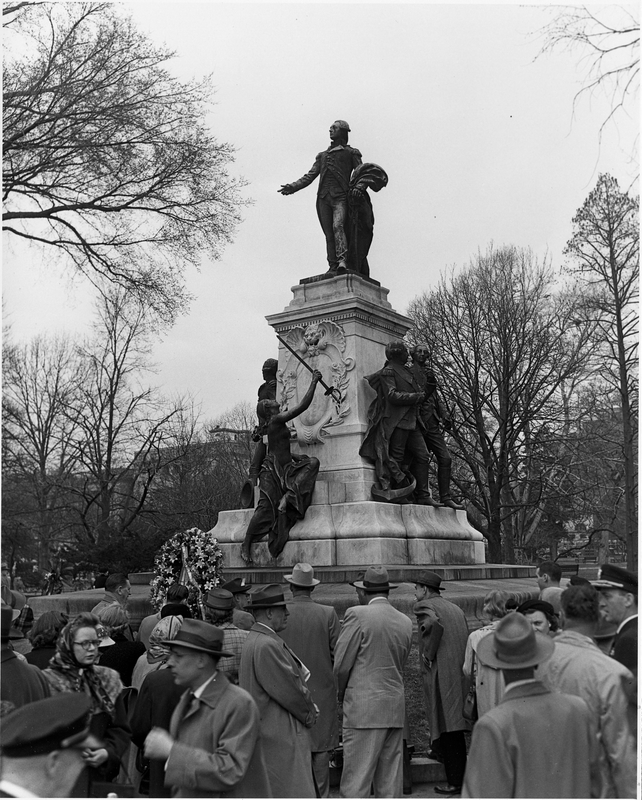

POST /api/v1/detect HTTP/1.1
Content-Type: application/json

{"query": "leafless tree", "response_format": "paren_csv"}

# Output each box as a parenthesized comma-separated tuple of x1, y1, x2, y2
(3, 2, 248, 320)
(534, 5, 639, 162)
(2, 333, 86, 567)
(408, 245, 596, 563)
(64, 289, 195, 544)
(565, 173, 638, 568)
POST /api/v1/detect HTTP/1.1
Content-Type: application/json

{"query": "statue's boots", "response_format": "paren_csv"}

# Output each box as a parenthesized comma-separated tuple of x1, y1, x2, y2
(437, 462, 464, 509)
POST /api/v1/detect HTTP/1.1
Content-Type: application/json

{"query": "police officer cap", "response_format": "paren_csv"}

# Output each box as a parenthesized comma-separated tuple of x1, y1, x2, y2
(593, 564, 638, 595)
(2, 694, 103, 757)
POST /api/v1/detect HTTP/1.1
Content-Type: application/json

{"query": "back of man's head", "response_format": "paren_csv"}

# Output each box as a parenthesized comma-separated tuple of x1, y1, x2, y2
(537, 561, 562, 584)
(560, 584, 599, 624)
(167, 584, 189, 603)
(104, 573, 128, 594)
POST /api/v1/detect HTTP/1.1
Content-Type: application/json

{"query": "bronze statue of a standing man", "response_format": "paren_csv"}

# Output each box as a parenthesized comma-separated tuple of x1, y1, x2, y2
(279, 121, 364, 276)
(409, 345, 464, 510)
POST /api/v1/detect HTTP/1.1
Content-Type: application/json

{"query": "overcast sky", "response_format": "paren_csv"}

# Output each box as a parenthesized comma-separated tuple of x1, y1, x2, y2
(3, 1, 638, 422)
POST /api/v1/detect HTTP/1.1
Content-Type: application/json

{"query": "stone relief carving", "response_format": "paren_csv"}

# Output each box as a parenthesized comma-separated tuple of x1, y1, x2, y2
(279, 320, 354, 444)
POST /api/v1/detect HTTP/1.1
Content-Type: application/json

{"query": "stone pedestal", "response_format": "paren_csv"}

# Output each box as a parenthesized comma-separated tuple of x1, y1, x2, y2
(210, 274, 486, 568)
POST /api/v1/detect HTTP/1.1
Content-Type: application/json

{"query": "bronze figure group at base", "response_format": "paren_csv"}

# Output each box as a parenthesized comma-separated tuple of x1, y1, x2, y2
(360, 342, 463, 510)
(240, 342, 463, 565)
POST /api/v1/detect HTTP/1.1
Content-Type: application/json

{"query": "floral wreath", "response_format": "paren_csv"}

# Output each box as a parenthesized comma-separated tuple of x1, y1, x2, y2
(149, 528, 224, 619)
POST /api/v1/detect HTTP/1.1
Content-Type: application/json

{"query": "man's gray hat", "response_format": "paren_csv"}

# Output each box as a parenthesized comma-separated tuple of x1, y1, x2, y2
(477, 612, 554, 669)
(284, 563, 320, 588)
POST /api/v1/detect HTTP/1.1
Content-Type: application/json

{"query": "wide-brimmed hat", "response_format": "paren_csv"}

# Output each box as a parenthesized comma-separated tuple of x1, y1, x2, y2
(477, 612, 554, 669)
(284, 563, 320, 588)
(353, 566, 397, 592)
(164, 618, 233, 657)
(245, 584, 288, 609)
(222, 578, 251, 595)
(204, 588, 235, 611)
(593, 564, 638, 595)
(415, 571, 444, 592)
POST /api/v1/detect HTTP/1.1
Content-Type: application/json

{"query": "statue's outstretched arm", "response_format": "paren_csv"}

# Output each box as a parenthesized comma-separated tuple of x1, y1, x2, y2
(278, 155, 321, 195)
(277, 370, 322, 423)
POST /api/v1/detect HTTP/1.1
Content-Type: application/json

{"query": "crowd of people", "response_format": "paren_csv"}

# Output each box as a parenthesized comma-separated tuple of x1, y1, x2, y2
(0, 561, 637, 798)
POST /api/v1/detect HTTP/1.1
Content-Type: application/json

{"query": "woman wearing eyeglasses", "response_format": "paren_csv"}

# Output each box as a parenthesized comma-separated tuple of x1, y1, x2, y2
(43, 611, 131, 792)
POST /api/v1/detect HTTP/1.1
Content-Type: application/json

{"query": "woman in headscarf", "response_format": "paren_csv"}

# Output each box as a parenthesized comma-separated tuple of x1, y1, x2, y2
(130, 615, 184, 797)
(131, 614, 183, 691)
(462, 589, 511, 717)
(42, 611, 130, 790)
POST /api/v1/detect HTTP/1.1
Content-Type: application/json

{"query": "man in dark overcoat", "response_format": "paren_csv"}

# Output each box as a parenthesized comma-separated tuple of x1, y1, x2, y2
(414, 571, 470, 795)
(279, 564, 340, 797)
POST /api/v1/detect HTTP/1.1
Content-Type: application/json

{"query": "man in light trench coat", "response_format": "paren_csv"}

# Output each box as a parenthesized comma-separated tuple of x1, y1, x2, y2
(239, 584, 318, 798)
(279, 563, 340, 797)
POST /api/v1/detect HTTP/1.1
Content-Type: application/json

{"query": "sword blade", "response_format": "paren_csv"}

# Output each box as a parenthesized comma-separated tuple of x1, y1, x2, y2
(276, 333, 342, 403)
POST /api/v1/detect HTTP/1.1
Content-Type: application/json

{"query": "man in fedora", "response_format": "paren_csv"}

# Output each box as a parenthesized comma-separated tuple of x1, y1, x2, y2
(221, 578, 255, 631)
(592, 563, 638, 672)
(0, 694, 104, 797)
(239, 584, 318, 798)
(143, 618, 270, 798)
(334, 566, 413, 798)
(462, 613, 600, 798)
(280, 564, 340, 797)
(203, 588, 248, 685)
(414, 571, 469, 795)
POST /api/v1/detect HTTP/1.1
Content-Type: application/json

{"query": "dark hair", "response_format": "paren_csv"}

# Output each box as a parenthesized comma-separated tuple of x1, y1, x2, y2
(28, 611, 68, 648)
(561, 584, 599, 623)
(161, 603, 192, 619)
(537, 561, 562, 583)
(517, 599, 559, 632)
(167, 584, 189, 602)
(105, 573, 129, 594)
